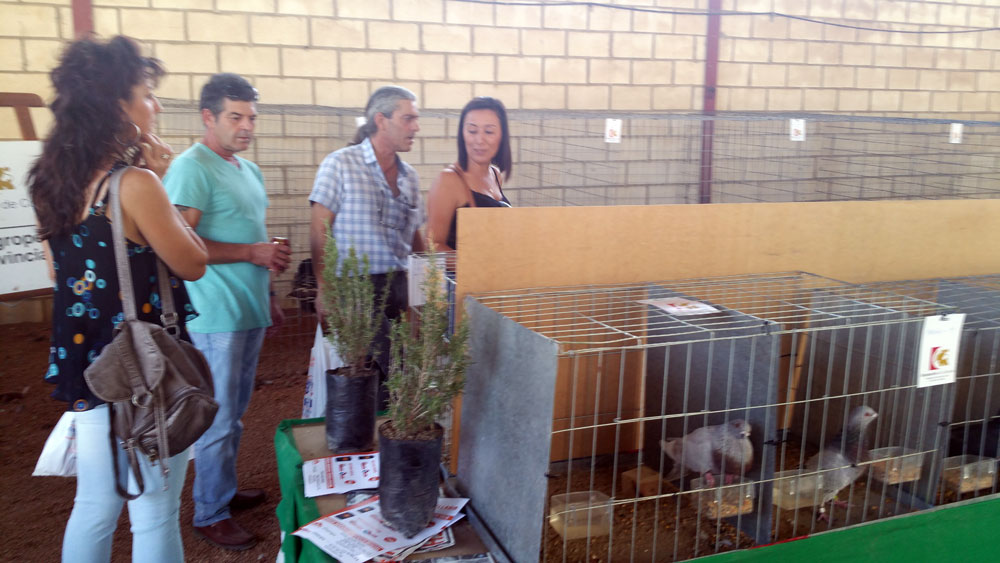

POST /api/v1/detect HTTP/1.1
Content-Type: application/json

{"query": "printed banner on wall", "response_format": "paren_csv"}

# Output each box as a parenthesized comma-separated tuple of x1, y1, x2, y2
(0, 141, 48, 296)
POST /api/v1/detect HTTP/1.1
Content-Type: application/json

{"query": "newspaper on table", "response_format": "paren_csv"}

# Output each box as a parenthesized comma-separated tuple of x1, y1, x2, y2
(374, 526, 456, 562)
(293, 495, 468, 563)
(303, 452, 380, 497)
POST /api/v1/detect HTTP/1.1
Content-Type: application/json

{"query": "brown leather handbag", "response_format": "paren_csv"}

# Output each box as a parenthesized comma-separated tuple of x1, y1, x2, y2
(84, 166, 218, 499)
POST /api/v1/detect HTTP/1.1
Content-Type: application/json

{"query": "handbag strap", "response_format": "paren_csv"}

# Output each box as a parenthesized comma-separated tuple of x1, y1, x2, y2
(107, 167, 179, 331)
(106, 166, 175, 498)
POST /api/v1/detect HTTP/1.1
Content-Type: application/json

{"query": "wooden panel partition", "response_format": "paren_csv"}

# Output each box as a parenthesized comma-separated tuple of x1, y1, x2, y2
(456, 200, 1000, 298)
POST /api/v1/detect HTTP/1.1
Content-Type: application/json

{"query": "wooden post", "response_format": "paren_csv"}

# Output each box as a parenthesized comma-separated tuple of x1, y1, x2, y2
(0, 93, 45, 141)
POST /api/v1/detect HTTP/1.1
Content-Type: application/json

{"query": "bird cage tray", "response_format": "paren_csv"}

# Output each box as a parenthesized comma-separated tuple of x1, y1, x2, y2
(548, 492, 612, 540)
(689, 477, 755, 519)
(869, 447, 925, 484)
(941, 456, 997, 494)
(772, 470, 822, 510)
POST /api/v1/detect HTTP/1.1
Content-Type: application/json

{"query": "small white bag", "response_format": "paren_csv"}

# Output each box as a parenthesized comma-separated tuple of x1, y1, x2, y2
(33, 411, 77, 477)
(301, 324, 343, 419)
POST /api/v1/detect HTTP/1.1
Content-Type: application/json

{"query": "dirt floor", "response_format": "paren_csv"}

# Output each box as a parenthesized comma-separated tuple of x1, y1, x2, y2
(542, 465, 754, 562)
(0, 314, 315, 562)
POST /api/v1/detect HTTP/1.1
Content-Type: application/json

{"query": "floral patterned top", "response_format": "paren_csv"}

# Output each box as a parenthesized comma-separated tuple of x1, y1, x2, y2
(45, 170, 198, 412)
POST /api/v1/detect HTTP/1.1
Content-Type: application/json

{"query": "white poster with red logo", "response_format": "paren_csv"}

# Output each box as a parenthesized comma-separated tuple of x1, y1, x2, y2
(293, 496, 468, 563)
(0, 141, 48, 296)
(916, 314, 965, 388)
(303, 452, 380, 497)
(638, 297, 720, 316)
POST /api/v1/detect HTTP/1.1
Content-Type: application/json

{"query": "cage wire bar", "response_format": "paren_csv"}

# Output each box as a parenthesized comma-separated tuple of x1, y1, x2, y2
(854, 275, 1000, 506)
(457, 272, 965, 563)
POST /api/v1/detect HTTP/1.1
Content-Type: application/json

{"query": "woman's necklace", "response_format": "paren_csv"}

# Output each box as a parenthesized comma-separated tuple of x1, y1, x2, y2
(460, 165, 500, 201)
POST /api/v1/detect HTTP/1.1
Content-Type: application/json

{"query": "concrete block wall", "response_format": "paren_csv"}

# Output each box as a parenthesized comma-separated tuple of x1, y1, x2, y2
(1, 1, 998, 223)
(3, 1, 999, 135)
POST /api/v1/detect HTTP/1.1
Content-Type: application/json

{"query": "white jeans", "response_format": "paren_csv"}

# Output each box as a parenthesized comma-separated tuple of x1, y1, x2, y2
(62, 404, 188, 563)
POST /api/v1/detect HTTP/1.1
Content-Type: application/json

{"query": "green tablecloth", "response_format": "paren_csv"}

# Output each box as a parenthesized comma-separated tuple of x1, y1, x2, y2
(275, 418, 490, 563)
(275, 417, 335, 563)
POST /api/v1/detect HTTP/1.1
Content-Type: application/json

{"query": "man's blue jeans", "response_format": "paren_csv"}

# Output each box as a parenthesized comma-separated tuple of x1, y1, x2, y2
(189, 328, 266, 527)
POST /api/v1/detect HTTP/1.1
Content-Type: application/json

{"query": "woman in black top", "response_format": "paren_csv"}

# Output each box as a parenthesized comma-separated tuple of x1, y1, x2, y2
(29, 36, 207, 562)
(427, 97, 513, 255)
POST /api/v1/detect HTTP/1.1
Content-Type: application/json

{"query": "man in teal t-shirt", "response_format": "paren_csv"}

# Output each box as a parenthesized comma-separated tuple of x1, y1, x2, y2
(163, 73, 290, 551)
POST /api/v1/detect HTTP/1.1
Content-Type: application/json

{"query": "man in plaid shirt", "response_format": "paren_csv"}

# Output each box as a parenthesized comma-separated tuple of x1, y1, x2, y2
(308, 86, 426, 400)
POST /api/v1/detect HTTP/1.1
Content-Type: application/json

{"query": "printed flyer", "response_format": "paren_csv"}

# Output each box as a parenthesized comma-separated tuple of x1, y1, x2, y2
(303, 452, 380, 497)
(293, 496, 469, 563)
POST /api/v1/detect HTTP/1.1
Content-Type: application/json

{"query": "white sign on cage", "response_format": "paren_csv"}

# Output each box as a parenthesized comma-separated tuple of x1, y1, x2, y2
(789, 119, 805, 141)
(949, 123, 963, 144)
(916, 313, 966, 388)
(604, 118, 622, 143)
(407, 253, 449, 307)
(637, 297, 719, 316)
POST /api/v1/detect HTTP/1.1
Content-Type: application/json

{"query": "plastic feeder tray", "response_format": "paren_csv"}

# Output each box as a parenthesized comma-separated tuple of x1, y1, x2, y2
(689, 476, 755, 519)
(869, 447, 925, 484)
(772, 470, 822, 510)
(548, 491, 612, 540)
(941, 455, 998, 494)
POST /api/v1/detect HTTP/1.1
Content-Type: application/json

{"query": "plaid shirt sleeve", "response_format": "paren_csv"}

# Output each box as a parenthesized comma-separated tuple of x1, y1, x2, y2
(309, 151, 344, 213)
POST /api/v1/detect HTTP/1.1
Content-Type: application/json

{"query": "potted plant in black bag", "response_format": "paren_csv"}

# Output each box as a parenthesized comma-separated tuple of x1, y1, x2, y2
(378, 254, 469, 538)
(320, 232, 391, 453)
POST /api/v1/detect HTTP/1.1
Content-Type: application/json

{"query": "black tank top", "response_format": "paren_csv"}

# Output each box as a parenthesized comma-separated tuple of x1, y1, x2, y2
(445, 166, 511, 250)
(44, 168, 197, 411)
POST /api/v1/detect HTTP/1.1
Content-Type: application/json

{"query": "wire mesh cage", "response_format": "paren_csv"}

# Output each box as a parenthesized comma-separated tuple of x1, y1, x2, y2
(853, 275, 1000, 505)
(456, 272, 961, 562)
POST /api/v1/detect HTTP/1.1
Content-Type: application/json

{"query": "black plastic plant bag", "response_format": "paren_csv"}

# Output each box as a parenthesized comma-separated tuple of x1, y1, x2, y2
(378, 425, 443, 538)
(325, 367, 377, 453)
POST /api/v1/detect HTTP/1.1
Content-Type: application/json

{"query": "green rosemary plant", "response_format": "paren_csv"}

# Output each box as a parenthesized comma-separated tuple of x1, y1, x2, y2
(383, 253, 469, 439)
(320, 231, 391, 377)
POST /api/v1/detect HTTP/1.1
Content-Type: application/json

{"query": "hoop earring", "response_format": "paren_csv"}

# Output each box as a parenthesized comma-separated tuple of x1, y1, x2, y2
(114, 121, 142, 162)
(114, 121, 141, 147)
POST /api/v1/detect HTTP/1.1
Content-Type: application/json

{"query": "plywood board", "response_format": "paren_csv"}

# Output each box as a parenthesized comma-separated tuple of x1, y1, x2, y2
(551, 349, 644, 460)
(455, 199, 1000, 299)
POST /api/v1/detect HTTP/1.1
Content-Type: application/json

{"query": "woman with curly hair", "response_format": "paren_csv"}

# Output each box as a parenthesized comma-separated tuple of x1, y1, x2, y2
(29, 35, 207, 562)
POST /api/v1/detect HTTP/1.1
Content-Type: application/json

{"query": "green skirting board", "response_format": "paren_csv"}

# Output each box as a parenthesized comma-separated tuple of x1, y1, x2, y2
(704, 495, 1000, 562)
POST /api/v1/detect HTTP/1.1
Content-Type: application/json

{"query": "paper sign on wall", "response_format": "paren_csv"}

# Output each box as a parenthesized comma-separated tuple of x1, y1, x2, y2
(916, 314, 965, 388)
(949, 123, 963, 144)
(1, 141, 49, 296)
(605, 118, 622, 143)
(789, 119, 805, 142)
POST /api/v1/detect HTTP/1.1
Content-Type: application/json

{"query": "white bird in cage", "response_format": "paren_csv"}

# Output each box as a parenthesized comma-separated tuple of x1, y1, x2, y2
(660, 419, 753, 488)
(804, 405, 878, 522)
